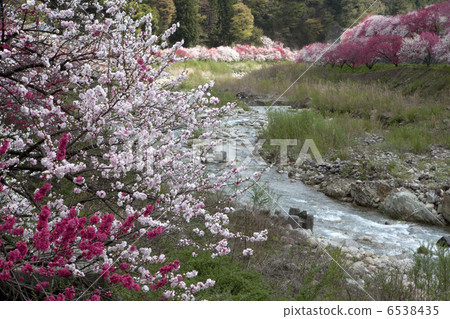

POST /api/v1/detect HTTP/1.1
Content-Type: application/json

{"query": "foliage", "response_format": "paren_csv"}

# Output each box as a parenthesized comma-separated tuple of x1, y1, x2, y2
(149, 0, 176, 31)
(0, 0, 268, 301)
(230, 2, 254, 43)
(172, 0, 200, 47)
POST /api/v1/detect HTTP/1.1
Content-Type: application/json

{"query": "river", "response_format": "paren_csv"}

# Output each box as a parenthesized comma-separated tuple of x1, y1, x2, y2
(208, 106, 450, 256)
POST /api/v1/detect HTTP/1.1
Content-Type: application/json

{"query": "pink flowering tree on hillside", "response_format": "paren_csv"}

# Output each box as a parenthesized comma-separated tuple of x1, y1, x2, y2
(0, 0, 266, 301)
(296, 43, 331, 64)
(362, 35, 403, 67)
(311, 2, 450, 69)
(400, 32, 442, 65)
(329, 39, 366, 68)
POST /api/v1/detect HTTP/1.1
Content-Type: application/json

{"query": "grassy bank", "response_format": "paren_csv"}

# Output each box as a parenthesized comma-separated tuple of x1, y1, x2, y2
(243, 63, 450, 157)
(172, 60, 449, 157)
(170, 60, 277, 109)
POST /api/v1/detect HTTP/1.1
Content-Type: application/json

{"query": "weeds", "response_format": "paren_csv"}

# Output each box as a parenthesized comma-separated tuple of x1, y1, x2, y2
(260, 110, 361, 158)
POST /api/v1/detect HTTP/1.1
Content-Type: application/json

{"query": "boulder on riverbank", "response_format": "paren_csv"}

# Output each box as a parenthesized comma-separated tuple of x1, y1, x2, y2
(323, 179, 352, 199)
(350, 181, 393, 207)
(441, 191, 450, 223)
(379, 190, 446, 225)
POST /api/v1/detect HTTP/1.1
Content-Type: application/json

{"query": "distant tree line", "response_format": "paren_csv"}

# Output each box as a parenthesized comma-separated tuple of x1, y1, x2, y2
(131, 0, 446, 48)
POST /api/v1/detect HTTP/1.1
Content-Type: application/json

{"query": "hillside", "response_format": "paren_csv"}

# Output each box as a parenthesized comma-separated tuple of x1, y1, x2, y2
(134, 0, 447, 48)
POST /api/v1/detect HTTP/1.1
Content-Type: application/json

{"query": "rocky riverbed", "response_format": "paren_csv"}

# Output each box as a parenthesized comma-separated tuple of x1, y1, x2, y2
(206, 105, 450, 276)
(282, 138, 450, 227)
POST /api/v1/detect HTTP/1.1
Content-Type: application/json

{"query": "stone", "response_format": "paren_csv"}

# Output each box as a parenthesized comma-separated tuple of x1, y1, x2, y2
(289, 208, 307, 219)
(290, 228, 312, 243)
(426, 190, 439, 204)
(350, 183, 379, 207)
(346, 246, 359, 256)
(323, 179, 352, 199)
(291, 97, 312, 109)
(306, 237, 319, 248)
(379, 190, 445, 225)
(287, 215, 302, 228)
(343, 239, 360, 248)
(437, 236, 450, 247)
(302, 214, 314, 231)
(350, 261, 368, 276)
(281, 236, 295, 245)
(357, 236, 372, 244)
(364, 257, 375, 265)
(442, 192, 450, 223)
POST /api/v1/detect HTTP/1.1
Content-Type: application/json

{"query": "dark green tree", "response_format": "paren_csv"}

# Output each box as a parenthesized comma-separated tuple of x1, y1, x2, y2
(199, 0, 220, 45)
(215, 0, 237, 45)
(172, 0, 200, 47)
(150, 0, 176, 31)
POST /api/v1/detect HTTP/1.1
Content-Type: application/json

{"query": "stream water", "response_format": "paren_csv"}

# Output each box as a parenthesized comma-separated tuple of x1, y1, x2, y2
(210, 106, 450, 256)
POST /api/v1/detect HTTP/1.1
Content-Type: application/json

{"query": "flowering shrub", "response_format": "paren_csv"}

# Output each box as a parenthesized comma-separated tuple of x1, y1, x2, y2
(298, 1, 450, 68)
(174, 37, 299, 62)
(0, 0, 266, 301)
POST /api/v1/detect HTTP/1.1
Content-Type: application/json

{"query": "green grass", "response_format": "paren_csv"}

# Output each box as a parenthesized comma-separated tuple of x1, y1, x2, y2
(409, 244, 450, 300)
(260, 110, 369, 158)
(366, 245, 450, 301)
(295, 248, 347, 301)
(383, 125, 434, 154)
(172, 250, 275, 301)
(171, 60, 271, 109)
(232, 61, 449, 156)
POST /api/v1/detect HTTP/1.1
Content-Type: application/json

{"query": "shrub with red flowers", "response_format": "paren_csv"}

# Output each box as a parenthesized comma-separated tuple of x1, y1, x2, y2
(0, 0, 266, 301)
(297, 1, 450, 68)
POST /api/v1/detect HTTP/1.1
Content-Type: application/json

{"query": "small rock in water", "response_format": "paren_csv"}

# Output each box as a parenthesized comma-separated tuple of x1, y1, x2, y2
(357, 236, 373, 244)
(437, 236, 450, 247)
(288, 208, 307, 219)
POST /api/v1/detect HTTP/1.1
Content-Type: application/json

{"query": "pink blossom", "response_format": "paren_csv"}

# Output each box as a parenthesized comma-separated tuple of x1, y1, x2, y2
(0, 140, 9, 155)
(0, 215, 17, 232)
(36, 281, 49, 292)
(57, 268, 71, 277)
(64, 286, 75, 300)
(12, 226, 24, 236)
(89, 215, 100, 225)
(33, 183, 52, 203)
(37, 205, 51, 231)
(143, 204, 153, 216)
(56, 133, 70, 161)
(21, 263, 33, 274)
(242, 248, 253, 256)
(0, 0, 266, 301)
(74, 176, 84, 184)
(146, 226, 164, 239)
(96, 190, 106, 198)
(33, 228, 50, 251)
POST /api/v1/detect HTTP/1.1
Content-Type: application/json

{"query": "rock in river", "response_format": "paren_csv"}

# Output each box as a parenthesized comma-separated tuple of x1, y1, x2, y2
(379, 190, 445, 225)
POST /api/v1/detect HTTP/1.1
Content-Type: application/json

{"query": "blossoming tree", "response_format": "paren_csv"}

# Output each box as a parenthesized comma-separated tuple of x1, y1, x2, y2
(0, 0, 266, 301)
(299, 2, 450, 68)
